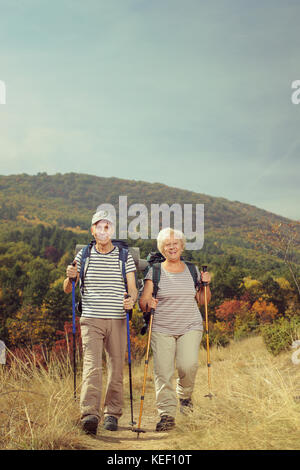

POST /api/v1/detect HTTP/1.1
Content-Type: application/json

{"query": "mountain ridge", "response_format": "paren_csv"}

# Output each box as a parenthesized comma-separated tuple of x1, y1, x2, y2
(0, 171, 292, 226)
(0, 172, 299, 277)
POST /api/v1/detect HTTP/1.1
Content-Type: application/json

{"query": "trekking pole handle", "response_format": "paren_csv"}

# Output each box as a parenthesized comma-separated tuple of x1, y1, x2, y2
(150, 291, 158, 315)
(69, 261, 77, 283)
(125, 293, 133, 314)
(202, 265, 208, 286)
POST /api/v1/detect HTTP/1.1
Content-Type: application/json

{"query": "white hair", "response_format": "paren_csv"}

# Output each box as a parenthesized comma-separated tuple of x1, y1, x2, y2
(157, 227, 186, 255)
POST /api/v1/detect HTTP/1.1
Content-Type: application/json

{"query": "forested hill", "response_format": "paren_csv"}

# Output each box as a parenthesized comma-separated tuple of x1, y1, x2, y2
(0, 172, 292, 230)
(0, 172, 299, 349)
(0, 172, 299, 277)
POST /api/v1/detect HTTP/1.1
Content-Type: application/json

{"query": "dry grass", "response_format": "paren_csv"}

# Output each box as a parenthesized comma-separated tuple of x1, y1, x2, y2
(0, 351, 91, 450)
(174, 336, 300, 450)
(1, 336, 300, 450)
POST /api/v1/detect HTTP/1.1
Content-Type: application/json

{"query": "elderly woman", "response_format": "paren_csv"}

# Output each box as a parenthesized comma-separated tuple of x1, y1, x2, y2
(139, 228, 211, 432)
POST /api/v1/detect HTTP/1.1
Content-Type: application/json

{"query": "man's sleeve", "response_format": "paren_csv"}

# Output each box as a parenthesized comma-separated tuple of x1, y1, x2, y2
(74, 248, 83, 272)
(125, 252, 137, 273)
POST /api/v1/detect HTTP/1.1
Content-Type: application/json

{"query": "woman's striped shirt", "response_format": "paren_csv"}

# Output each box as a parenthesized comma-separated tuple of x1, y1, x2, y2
(75, 245, 136, 319)
(144, 264, 203, 335)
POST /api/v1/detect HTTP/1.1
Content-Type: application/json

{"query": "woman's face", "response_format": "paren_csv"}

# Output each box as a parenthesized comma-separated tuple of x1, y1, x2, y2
(92, 220, 114, 243)
(163, 235, 183, 261)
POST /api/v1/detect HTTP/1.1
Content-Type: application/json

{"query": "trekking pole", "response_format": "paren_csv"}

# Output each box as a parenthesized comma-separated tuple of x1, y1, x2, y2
(125, 294, 136, 429)
(133, 303, 155, 438)
(71, 262, 77, 400)
(202, 265, 213, 399)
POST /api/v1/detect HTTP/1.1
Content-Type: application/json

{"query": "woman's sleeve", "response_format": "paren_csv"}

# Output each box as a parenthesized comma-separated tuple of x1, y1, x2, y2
(144, 266, 153, 281)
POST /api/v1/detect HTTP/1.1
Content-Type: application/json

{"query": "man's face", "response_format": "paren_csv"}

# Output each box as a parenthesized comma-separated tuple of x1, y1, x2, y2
(91, 219, 114, 243)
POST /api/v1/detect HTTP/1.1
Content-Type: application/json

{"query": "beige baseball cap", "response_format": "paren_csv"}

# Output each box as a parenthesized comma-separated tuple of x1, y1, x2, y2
(91, 210, 114, 226)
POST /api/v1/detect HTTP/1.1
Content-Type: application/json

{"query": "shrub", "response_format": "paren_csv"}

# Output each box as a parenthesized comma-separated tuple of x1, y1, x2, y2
(128, 330, 148, 362)
(6, 305, 55, 348)
(234, 314, 259, 341)
(7, 343, 49, 369)
(203, 320, 231, 348)
(260, 316, 300, 356)
(127, 307, 148, 362)
(52, 318, 82, 360)
(251, 299, 278, 324)
(215, 299, 250, 333)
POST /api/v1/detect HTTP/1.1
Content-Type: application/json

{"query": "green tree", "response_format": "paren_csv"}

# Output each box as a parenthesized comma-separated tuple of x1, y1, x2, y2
(23, 258, 52, 307)
(210, 255, 246, 310)
(43, 280, 73, 331)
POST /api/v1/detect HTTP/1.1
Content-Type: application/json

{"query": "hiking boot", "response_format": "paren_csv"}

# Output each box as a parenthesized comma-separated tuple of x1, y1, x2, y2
(81, 415, 98, 435)
(179, 398, 193, 414)
(103, 415, 118, 431)
(155, 415, 175, 432)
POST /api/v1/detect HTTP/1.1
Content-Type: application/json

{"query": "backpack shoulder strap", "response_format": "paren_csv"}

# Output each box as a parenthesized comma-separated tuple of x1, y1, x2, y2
(118, 246, 129, 292)
(152, 263, 161, 297)
(185, 261, 200, 290)
(79, 240, 95, 295)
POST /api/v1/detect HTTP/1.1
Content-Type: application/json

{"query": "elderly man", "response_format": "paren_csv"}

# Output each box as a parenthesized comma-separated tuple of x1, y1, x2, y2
(64, 210, 137, 435)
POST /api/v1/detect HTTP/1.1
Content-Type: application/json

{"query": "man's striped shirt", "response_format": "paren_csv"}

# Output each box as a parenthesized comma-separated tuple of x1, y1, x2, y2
(75, 245, 136, 319)
(145, 264, 203, 335)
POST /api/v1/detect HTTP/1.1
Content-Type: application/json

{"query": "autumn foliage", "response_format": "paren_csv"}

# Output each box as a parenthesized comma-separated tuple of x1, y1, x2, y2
(52, 317, 82, 359)
(0, 217, 299, 362)
(215, 299, 250, 332)
(251, 299, 278, 324)
(6, 305, 55, 348)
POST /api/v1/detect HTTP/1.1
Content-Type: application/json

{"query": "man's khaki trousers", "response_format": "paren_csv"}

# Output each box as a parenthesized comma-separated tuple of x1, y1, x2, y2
(79, 317, 127, 421)
(151, 329, 202, 418)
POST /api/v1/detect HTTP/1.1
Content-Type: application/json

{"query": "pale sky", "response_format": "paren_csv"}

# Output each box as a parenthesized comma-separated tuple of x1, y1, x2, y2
(0, 0, 299, 220)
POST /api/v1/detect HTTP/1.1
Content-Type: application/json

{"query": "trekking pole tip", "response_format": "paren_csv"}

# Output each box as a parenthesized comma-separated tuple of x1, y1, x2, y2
(133, 428, 145, 438)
